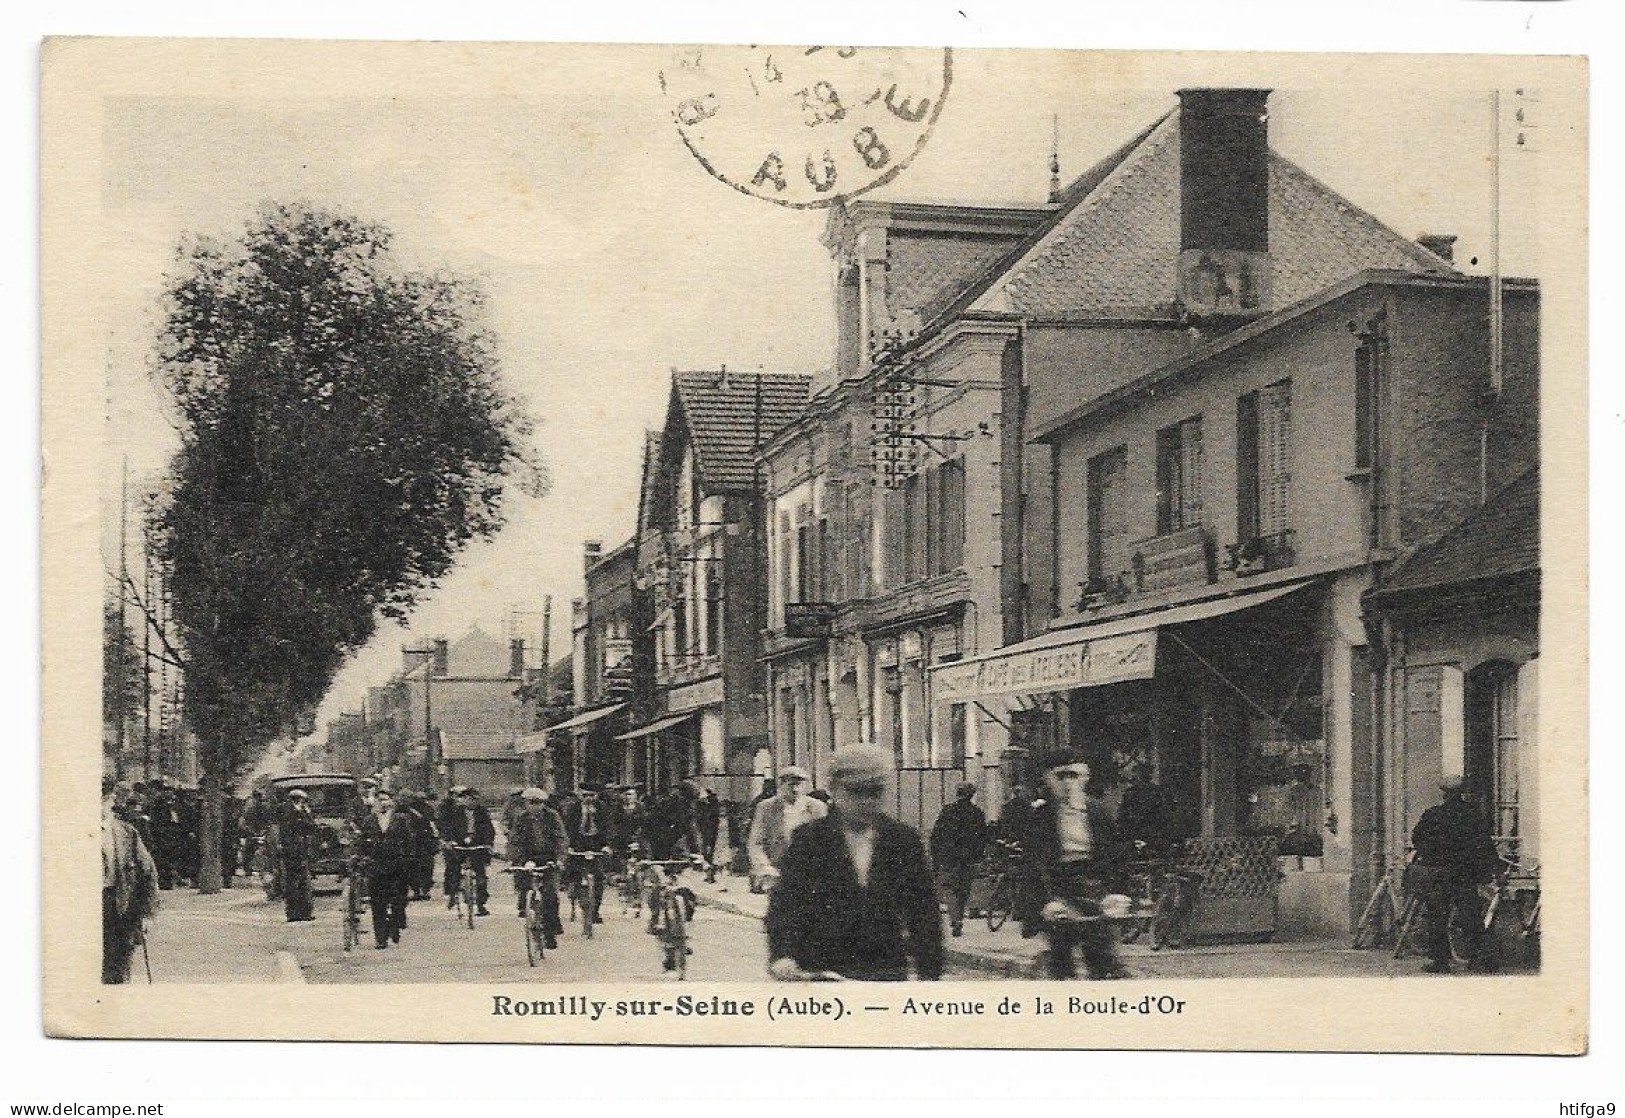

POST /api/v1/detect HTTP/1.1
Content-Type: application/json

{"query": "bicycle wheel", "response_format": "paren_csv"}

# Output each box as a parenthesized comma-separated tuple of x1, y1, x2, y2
(985, 876, 1012, 932)
(1149, 884, 1175, 951)
(526, 908, 545, 967)
(462, 877, 477, 930)
(664, 896, 689, 980)
(342, 882, 357, 952)
(580, 880, 594, 939)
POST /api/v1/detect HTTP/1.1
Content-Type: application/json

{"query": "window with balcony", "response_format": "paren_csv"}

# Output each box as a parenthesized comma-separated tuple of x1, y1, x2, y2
(1236, 380, 1293, 558)
(1156, 416, 1205, 534)
(1086, 445, 1129, 580)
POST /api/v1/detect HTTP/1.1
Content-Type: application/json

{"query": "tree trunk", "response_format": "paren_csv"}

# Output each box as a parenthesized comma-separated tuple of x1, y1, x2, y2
(195, 766, 224, 895)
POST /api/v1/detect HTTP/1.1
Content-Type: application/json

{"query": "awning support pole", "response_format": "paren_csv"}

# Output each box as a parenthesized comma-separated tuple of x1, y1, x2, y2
(1165, 630, 1292, 737)
(973, 701, 1012, 732)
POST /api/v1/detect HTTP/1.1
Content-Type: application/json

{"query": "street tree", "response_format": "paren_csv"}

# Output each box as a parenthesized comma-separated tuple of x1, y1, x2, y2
(141, 203, 544, 893)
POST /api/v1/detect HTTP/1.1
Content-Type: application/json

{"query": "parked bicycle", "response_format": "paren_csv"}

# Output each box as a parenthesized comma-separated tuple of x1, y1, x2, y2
(566, 849, 609, 939)
(443, 842, 492, 930)
(639, 856, 703, 978)
(1119, 855, 1203, 950)
(982, 839, 1024, 933)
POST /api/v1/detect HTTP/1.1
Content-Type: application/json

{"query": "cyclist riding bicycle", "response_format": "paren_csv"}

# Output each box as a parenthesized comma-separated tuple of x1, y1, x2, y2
(563, 784, 613, 924)
(441, 785, 496, 916)
(508, 788, 568, 946)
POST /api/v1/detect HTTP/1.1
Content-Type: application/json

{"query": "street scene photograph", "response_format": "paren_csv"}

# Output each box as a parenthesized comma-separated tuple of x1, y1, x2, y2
(67, 40, 1570, 1005)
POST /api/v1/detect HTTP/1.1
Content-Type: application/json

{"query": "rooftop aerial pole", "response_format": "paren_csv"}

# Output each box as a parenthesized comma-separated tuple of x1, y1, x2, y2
(1490, 88, 1504, 400)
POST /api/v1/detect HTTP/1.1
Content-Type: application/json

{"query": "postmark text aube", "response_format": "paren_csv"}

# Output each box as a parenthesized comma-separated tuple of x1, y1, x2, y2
(661, 45, 952, 209)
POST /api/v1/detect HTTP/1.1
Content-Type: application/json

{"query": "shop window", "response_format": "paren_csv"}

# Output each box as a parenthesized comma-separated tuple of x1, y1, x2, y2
(1156, 416, 1205, 534)
(1087, 445, 1129, 579)
(1237, 649, 1324, 855)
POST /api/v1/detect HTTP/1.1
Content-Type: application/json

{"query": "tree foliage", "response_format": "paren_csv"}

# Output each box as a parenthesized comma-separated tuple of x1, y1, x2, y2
(147, 203, 544, 793)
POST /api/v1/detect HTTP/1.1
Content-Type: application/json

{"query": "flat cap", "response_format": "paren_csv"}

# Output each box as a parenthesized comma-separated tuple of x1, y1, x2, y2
(1038, 748, 1087, 774)
(778, 765, 811, 783)
(827, 745, 890, 785)
(520, 787, 547, 802)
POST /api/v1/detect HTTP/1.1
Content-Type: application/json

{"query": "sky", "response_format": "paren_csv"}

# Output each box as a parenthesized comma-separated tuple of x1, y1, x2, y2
(97, 44, 1545, 735)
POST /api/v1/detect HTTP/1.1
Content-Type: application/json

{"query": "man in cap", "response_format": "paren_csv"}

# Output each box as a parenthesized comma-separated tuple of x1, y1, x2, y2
(930, 781, 988, 937)
(1409, 775, 1503, 973)
(766, 745, 943, 981)
(442, 786, 496, 915)
(1022, 750, 1126, 979)
(509, 788, 568, 946)
(280, 788, 318, 922)
(356, 788, 415, 948)
(102, 771, 160, 983)
(563, 784, 611, 923)
(747, 765, 826, 893)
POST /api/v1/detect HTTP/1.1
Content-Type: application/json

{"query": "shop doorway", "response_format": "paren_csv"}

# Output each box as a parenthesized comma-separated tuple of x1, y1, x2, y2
(1465, 660, 1522, 844)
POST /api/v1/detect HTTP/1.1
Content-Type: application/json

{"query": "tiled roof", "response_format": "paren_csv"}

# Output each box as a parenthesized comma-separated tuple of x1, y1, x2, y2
(975, 112, 1453, 320)
(914, 114, 1170, 327)
(1382, 469, 1539, 594)
(671, 370, 812, 492)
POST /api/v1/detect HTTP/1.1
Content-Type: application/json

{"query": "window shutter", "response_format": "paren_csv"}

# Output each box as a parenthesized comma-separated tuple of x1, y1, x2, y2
(1236, 391, 1260, 543)
(1182, 418, 1205, 527)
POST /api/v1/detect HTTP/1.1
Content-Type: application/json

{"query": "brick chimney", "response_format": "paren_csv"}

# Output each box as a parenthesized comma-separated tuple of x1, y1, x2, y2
(583, 539, 603, 576)
(1176, 88, 1272, 319)
(431, 638, 449, 677)
(509, 638, 525, 678)
(1417, 233, 1457, 264)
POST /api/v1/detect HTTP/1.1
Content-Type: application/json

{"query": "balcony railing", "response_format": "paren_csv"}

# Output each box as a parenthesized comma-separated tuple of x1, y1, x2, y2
(1225, 530, 1298, 577)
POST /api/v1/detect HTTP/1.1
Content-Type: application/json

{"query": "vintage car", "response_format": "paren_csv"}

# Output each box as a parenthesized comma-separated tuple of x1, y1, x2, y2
(262, 773, 362, 891)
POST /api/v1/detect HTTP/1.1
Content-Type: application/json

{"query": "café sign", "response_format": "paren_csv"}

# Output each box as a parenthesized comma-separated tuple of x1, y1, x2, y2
(931, 630, 1156, 704)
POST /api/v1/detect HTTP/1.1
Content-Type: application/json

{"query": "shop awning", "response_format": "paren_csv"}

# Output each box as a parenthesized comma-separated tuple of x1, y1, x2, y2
(547, 703, 626, 734)
(614, 712, 694, 741)
(514, 732, 551, 756)
(931, 579, 1317, 705)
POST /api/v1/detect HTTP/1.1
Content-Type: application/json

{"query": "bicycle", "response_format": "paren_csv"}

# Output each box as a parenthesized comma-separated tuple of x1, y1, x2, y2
(1120, 857, 1203, 950)
(1353, 853, 1421, 952)
(566, 849, 608, 939)
(340, 849, 367, 952)
(982, 840, 1024, 933)
(617, 843, 644, 917)
(640, 856, 703, 978)
(502, 862, 559, 966)
(443, 843, 492, 929)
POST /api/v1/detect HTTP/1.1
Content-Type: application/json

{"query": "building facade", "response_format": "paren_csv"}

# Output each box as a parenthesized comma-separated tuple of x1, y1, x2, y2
(937, 272, 1539, 935)
(626, 369, 810, 801)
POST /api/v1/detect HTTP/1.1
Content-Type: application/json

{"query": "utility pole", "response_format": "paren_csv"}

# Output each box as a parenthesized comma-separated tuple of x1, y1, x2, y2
(115, 456, 129, 772)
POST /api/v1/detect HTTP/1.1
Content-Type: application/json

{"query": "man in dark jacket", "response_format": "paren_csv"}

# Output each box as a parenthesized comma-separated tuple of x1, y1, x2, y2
(357, 789, 416, 948)
(1116, 763, 1175, 859)
(766, 745, 943, 982)
(1023, 750, 1127, 980)
(930, 782, 988, 937)
(509, 788, 569, 945)
(401, 793, 439, 900)
(280, 789, 318, 922)
(562, 785, 611, 924)
(441, 786, 496, 915)
(1410, 776, 1503, 973)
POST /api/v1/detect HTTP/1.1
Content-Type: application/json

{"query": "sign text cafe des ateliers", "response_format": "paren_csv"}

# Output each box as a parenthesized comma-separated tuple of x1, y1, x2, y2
(930, 630, 1157, 705)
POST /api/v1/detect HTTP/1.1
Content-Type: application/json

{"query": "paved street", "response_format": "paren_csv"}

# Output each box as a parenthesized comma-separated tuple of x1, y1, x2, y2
(141, 866, 1473, 984)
